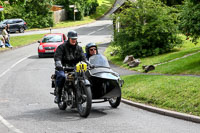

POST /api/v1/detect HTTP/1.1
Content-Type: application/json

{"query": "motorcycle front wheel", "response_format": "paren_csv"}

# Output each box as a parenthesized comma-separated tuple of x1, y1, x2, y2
(77, 82, 92, 118)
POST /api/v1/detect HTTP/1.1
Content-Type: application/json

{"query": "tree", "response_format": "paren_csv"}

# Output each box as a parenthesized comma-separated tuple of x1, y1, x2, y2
(54, 0, 98, 20)
(179, 0, 200, 43)
(159, 0, 183, 6)
(3, 0, 53, 28)
(24, 0, 53, 28)
(113, 0, 182, 58)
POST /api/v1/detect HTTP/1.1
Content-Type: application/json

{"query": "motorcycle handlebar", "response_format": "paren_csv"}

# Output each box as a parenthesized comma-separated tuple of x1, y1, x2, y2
(64, 67, 75, 72)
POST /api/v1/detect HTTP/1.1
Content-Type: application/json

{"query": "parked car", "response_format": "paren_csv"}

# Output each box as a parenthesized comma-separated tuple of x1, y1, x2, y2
(38, 33, 67, 58)
(0, 18, 27, 33)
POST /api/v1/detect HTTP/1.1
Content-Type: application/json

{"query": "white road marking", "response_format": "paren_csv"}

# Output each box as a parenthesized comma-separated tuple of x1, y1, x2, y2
(0, 55, 30, 78)
(97, 27, 105, 31)
(88, 31, 96, 35)
(0, 55, 31, 133)
(87, 24, 111, 35)
(0, 115, 23, 133)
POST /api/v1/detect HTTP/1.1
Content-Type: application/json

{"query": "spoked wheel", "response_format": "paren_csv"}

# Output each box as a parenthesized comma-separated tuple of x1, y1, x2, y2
(109, 96, 121, 108)
(58, 89, 67, 110)
(58, 101, 67, 110)
(77, 82, 92, 118)
(67, 88, 76, 109)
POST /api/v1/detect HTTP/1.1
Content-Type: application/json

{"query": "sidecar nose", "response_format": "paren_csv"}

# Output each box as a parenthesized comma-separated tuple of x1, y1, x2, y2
(94, 73, 119, 80)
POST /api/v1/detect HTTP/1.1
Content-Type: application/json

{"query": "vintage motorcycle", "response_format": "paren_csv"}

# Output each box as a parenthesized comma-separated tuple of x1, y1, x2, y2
(51, 54, 124, 117)
(51, 61, 92, 117)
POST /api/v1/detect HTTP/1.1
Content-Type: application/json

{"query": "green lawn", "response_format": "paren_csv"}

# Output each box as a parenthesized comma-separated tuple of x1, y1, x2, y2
(105, 36, 200, 74)
(122, 74, 200, 116)
(0, 34, 45, 51)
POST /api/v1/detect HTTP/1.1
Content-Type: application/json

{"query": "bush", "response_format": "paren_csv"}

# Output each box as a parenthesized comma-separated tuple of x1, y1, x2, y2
(85, 0, 99, 16)
(113, 0, 182, 58)
(3, 0, 53, 28)
(179, 0, 200, 43)
(24, 0, 53, 28)
(67, 0, 98, 20)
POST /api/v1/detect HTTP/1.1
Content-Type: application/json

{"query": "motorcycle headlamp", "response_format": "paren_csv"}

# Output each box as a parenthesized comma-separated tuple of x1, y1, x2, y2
(76, 61, 87, 73)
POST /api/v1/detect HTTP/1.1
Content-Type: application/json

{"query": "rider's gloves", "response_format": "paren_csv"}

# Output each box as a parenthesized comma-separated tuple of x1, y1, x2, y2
(56, 66, 63, 71)
(55, 60, 63, 71)
(85, 60, 95, 69)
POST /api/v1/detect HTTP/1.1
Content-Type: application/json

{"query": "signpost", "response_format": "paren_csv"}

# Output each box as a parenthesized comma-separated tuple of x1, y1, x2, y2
(69, 4, 78, 21)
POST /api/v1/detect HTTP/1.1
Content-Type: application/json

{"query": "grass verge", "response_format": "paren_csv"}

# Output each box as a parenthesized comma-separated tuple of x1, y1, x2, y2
(122, 74, 200, 116)
(0, 34, 45, 51)
(104, 36, 200, 74)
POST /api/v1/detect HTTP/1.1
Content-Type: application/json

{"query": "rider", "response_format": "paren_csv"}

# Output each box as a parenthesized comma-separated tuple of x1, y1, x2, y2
(85, 43, 98, 60)
(54, 30, 86, 103)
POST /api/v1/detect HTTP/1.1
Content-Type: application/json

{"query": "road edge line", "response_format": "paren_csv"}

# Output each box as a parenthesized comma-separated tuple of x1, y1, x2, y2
(0, 56, 31, 133)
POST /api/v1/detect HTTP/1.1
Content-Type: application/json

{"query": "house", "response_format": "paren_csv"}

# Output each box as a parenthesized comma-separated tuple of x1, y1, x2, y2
(51, 5, 67, 24)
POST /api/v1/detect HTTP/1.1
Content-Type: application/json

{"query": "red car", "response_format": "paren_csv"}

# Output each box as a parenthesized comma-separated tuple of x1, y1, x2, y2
(38, 33, 67, 58)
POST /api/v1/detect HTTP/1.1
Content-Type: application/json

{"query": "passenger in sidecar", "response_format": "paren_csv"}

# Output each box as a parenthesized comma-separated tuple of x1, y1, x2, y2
(85, 43, 98, 60)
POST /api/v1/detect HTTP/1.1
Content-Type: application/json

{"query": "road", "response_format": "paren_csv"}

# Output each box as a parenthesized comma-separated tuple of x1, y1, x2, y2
(0, 1, 200, 133)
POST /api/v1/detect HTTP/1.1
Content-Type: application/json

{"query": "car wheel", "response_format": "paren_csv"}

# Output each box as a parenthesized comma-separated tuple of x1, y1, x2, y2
(19, 27, 24, 33)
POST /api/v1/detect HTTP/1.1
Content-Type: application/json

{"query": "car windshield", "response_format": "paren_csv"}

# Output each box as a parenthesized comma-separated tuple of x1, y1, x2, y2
(42, 35, 62, 43)
(89, 54, 110, 68)
(0, 20, 7, 25)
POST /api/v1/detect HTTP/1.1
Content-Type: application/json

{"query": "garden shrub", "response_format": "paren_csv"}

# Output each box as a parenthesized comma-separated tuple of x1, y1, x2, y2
(113, 0, 182, 58)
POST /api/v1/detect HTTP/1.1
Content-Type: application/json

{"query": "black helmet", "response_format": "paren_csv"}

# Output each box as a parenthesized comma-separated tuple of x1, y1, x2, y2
(85, 43, 98, 59)
(67, 30, 78, 39)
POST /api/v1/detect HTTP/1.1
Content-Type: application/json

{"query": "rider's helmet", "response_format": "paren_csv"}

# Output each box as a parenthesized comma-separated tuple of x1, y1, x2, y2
(67, 30, 78, 39)
(85, 43, 98, 59)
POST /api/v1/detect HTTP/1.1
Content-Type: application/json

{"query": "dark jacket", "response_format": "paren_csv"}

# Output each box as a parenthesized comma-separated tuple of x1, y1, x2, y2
(54, 40, 86, 67)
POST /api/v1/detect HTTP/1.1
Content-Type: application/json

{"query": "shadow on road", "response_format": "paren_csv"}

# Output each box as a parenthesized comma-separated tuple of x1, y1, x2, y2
(6, 106, 117, 122)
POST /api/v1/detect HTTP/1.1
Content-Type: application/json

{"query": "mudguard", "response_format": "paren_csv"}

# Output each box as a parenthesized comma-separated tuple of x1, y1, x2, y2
(81, 79, 91, 86)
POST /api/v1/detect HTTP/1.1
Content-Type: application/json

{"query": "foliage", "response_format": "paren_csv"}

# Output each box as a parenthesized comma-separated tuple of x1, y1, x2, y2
(179, 0, 200, 44)
(24, 0, 53, 28)
(3, 0, 53, 28)
(105, 35, 200, 73)
(113, 0, 182, 58)
(3, 5, 25, 19)
(54, 0, 98, 20)
(159, 0, 183, 6)
(8, 0, 26, 5)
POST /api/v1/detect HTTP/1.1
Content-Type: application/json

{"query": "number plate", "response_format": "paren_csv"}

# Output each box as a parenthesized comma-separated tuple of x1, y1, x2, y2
(45, 50, 54, 53)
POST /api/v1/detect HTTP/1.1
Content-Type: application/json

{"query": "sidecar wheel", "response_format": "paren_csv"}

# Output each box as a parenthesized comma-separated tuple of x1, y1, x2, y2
(109, 96, 121, 108)
(58, 102, 67, 110)
(77, 84, 92, 118)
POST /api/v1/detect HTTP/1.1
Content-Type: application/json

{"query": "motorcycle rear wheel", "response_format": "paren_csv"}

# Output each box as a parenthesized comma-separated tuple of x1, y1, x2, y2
(109, 96, 121, 108)
(77, 83, 92, 118)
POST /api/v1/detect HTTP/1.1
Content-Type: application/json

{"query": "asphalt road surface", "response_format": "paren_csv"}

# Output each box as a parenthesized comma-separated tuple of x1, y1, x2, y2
(1, 1, 200, 133)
